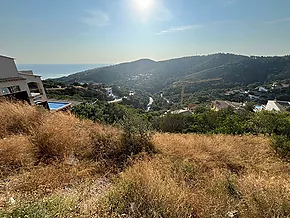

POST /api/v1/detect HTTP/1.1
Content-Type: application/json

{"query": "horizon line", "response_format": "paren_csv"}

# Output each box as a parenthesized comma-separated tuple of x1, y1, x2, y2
(13, 52, 290, 65)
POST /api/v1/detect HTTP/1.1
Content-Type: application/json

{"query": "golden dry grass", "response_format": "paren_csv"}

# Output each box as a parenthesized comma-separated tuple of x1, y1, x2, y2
(0, 101, 123, 211)
(0, 101, 44, 138)
(90, 134, 290, 217)
(0, 135, 36, 178)
(94, 158, 197, 218)
(150, 133, 290, 217)
(1, 101, 290, 217)
(31, 112, 93, 162)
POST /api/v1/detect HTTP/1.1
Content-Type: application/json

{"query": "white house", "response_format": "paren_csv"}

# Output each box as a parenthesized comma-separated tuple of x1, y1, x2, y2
(0, 55, 48, 108)
(258, 86, 268, 92)
(265, 100, 290, 112)
(105, 87, 113, 96)
(171, 109, 193, 115)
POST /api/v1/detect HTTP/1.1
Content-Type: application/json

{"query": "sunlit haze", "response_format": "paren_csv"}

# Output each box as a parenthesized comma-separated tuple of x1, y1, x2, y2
(1, 0, 290, 64)
(134, 0, 155, 11)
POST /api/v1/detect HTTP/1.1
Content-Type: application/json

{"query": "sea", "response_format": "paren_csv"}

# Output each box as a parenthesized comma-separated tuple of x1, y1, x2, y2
(16, 64, 108, 80)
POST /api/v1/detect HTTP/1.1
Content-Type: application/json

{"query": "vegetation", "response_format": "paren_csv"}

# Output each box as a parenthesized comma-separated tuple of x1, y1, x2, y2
(71, 101, 126, 124)
(71, 102, 290, 159)
(55, 53, 290, 95)
(0, 101, 290, 217)
(45, 53, 290, 107)
(45, 85, 109, 101)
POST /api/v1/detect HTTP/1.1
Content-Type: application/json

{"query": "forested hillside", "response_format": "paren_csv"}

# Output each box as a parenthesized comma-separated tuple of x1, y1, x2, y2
(57, 53, 290, 93)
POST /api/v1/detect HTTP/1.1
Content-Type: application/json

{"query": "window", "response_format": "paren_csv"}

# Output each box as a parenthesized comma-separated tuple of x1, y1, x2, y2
(8, 86, 21, 93)
(0, 86, 21, 95)
(1, 87, 10, 95)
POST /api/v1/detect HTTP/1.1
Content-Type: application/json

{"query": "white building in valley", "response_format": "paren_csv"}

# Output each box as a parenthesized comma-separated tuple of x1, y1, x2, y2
(0, 55, 48, 108)
(265, 100, 290, 112)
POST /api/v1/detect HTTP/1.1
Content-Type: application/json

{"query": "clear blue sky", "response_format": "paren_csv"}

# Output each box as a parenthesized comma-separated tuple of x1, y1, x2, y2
(1, 0, 290, 64)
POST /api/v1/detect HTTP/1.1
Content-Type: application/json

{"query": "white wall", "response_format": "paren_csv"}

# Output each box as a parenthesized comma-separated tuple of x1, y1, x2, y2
(0, 56, 20, 79)
(19, 73, 47, 101)
(265, 101, 281, 111)
(0, 80, 30, 95)
(0, 80, 33, 104)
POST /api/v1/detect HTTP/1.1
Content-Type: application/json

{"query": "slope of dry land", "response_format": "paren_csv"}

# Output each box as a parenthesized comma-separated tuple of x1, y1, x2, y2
(0, 101, 289, 217)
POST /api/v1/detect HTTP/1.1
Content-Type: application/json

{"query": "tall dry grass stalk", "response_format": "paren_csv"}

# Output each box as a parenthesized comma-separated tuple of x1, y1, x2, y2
(0, 135, 36, 178)
(94, 158, 196, 218)
(31, 112, 93, 162)
(0, 101, 44, 138)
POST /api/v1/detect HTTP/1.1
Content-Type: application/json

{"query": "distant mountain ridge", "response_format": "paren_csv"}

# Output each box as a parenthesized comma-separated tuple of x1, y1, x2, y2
(56, 53, 290, 93)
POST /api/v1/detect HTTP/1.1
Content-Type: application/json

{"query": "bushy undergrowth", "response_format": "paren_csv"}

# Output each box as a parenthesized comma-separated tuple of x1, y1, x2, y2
(153, 108, 290, 135)
(0, 196, 78, 218)
(0, 135, 36, 178)
(272, 135, 290, 159)
(72, 103, 290, 161)
(0, 101, 155, 184)
(120, 112, 156, 157)
(1, 101, 290, 217)
(96, 159, 196, 218)
(31, 113, 92, 162)
(0, 101, 43, 138)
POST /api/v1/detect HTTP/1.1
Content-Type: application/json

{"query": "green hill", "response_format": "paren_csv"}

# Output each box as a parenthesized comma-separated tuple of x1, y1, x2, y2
(56, 53, 290, 93)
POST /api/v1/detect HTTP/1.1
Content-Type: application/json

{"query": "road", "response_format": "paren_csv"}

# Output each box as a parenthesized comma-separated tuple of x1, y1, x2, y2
(146, 97, 154, 112)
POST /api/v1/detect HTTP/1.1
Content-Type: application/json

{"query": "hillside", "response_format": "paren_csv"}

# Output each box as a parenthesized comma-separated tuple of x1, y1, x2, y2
(57, 53, 290, 93)
(0, 101, 290, 217)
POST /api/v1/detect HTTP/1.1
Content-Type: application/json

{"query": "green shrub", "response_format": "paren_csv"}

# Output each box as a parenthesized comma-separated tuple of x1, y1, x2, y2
(271, 135, 290, 159)
(120, 111, 156, 157)
(0, 196, 77, 218)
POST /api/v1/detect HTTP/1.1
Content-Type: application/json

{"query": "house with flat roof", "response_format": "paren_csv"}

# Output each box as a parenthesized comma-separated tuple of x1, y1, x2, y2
(0, 55, 48, 108)
(265, 100, 290, 112)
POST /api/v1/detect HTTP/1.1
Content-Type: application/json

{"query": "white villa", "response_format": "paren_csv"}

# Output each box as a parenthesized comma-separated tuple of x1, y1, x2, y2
(0, 55, 48, 108)
(265, 100, 290, 112)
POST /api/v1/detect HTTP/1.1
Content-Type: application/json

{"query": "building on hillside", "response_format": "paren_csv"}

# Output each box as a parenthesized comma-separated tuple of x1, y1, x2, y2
(171, 109, 193, 115)
(105, 87, 113, 96)
(272, 82, 290, 90)
(249, 94, 260, 100)
(265, 100, 290, 112)
(0, 55, 48, 108)
(211, 100, 243, 111)
(257, 86, 268, 92)
(108, 98, 123, 104)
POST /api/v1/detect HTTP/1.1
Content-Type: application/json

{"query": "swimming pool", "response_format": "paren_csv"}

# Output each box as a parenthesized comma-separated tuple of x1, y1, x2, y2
(48, 102, 71, 111)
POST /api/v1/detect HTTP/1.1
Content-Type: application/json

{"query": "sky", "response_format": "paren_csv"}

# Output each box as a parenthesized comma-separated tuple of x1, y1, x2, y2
(1, 0, 290, 64)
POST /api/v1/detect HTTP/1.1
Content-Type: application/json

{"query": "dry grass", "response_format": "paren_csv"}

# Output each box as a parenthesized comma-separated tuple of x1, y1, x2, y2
(4, 162, 98, 199)
(91, 134, 290, 217)
(89, 122, 123, 162)
(31, 112, 93, 162)
(1, 101, 290, 217)
(0, 101, 43, 138)
(150, 133, 290, 217)
(0, 135, 36, 178)
(94, 158, 196, 217)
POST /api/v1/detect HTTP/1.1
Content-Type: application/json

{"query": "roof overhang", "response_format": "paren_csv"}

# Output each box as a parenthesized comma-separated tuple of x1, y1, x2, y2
(0, 77, 26, 83)
(0, 54, 15, 60)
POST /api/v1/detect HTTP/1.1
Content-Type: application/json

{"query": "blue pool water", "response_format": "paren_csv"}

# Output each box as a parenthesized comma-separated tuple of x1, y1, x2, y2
(48, 102, 71, 110)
